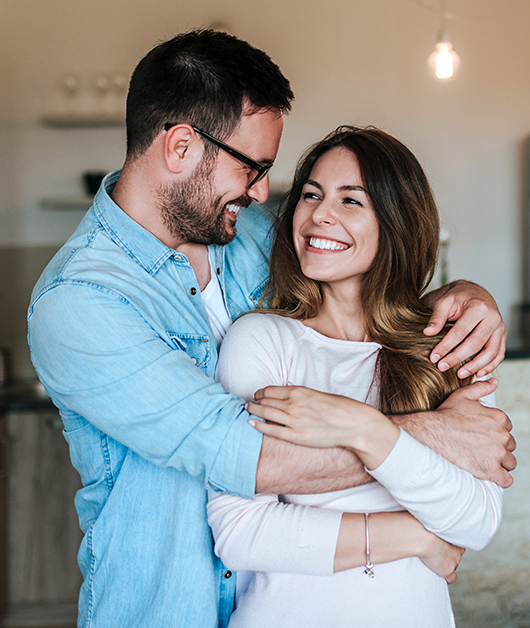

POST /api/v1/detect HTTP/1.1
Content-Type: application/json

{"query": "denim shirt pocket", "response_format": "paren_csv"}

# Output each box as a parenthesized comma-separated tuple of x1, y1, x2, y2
(167, 332, 211, 371)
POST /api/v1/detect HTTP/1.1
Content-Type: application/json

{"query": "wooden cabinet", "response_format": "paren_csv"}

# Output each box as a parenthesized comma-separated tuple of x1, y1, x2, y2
(0, 415, 7, 616)
(0, 388, 82, 627)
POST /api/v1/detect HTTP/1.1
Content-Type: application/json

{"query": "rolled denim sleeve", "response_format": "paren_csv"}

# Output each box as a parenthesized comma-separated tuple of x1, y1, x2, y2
(28, 281, 262, 498)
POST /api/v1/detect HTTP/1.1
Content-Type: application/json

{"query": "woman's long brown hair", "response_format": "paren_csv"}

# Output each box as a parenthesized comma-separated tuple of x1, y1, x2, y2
(265, 126, 472, 415)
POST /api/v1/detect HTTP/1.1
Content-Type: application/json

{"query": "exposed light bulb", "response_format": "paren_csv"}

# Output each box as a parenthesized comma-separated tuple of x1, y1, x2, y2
(428, 31, 461, 79)
(435, 43, 454, 78)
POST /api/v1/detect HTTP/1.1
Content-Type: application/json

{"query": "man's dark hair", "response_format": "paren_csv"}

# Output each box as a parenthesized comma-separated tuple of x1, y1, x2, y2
(126, 29, 294, 157)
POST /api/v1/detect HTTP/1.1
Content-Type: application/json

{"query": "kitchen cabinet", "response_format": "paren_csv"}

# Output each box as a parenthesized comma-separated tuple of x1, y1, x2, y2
(0, 385, 82, 627)
(1, 416, 7, 616)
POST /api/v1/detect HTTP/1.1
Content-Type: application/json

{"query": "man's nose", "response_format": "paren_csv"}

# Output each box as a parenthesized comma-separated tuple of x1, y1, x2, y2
(247, 175, 270, 204)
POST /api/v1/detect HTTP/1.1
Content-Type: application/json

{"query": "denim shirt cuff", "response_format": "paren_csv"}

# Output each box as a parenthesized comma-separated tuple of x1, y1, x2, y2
(207, 409, 263, 499)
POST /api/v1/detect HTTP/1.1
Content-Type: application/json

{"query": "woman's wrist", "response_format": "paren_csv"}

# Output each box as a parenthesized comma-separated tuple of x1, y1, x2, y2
(344, 405, 400, 470)
(334, 511, 430, 573)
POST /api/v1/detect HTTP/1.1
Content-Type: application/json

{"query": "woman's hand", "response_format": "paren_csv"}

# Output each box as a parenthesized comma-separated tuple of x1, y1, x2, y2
(419, 531, 465, 584)
(247, 385, 400, 469)
(422, 280, 506, 378)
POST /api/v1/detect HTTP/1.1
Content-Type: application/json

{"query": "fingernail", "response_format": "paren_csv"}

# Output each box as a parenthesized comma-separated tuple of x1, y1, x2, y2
(248, 419, 255, 427)
(439, 361, 449, 371)
(459, 369, 470, 378)
(431, 354, 441, 363)
(476, 370, 486, 378)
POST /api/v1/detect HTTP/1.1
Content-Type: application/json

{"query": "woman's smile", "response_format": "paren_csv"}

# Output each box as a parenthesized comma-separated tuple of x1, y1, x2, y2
(306, 235, 350, 252)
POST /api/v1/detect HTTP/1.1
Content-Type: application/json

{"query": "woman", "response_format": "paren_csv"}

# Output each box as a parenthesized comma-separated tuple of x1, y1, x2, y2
(207, 126, 502, 628)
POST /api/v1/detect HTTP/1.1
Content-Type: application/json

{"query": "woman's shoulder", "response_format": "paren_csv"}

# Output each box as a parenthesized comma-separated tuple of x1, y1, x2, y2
(228, 312, 305, 341)
(217, 313, 299, 393)
(220, 313, 303, 370)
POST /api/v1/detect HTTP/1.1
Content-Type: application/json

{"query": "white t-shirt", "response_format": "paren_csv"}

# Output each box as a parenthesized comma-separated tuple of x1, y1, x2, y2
(208, 313, 503, 628)
(201, 249, 232, 346)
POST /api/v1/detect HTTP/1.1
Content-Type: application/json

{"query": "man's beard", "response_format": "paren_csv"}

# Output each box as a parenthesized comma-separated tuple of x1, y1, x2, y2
(157, 154, 250, 246)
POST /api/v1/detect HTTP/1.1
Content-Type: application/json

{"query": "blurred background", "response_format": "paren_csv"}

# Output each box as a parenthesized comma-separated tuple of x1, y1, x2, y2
(0, 0, 529, 626)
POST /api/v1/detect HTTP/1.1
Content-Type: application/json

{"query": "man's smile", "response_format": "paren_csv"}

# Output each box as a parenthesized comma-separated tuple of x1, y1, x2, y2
(225, 203, 242, 221)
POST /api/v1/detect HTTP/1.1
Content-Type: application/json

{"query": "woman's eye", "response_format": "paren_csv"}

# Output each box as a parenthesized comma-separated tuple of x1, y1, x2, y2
(343, 196, 362, 207)
(302, 191, 319, 201)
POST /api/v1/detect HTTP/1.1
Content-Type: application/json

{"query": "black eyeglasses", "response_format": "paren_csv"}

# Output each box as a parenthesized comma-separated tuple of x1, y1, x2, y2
(164, 123, 273, 188)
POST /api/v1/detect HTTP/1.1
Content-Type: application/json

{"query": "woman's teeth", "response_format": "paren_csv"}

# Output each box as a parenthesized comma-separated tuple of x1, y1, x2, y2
(309, 237, 347, 251)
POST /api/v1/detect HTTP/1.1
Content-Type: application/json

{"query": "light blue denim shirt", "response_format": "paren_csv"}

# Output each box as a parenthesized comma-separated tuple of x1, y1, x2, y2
(28, 171, 272, 628)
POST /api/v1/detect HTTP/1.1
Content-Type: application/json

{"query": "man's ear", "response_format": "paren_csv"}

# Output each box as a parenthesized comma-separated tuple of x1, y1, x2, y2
(163, 124, 203, 174)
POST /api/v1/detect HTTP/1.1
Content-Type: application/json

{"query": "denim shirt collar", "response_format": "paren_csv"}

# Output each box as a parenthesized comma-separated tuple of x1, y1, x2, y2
(88, 170, 268, 322)
(93, 170, 196, 275)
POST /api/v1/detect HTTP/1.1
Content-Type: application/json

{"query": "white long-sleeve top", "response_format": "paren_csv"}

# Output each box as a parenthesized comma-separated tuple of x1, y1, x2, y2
(208, 313, 503, 628)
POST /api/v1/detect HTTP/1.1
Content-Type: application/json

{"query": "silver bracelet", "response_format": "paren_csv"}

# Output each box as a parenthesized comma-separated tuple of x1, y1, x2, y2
(364, 513, 375, 578)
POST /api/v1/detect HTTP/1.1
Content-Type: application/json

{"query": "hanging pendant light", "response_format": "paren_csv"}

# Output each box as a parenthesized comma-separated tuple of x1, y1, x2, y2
(428, 1, 461, 79)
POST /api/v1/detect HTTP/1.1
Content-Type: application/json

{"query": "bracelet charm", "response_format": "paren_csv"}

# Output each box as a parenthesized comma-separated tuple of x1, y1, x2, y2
(364, 513, 375, 578)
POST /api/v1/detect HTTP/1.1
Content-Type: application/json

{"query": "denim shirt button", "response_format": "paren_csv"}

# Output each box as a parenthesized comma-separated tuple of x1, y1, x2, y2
(190, 287, 197, 295)
(191, 357, 197, 365)
(224, 570, 232, 579)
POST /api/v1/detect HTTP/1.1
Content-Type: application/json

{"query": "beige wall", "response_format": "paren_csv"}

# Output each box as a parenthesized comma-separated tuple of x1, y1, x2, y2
(1, 0, 529, 342)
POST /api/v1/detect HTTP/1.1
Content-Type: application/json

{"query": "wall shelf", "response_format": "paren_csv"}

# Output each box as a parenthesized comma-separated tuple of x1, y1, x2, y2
(40, 113, 124, 128)
(40, 197, 92, 211)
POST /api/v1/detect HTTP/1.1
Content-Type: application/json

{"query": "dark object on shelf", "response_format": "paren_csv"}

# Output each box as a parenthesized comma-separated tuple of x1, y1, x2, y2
(0, 349, 10, 389)
(0, 381, 55, 414)
(520, 302, 530, 350)
(82, 171, 107, 196)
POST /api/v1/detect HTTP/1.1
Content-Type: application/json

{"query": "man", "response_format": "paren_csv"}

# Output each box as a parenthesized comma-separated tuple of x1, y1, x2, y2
(28, 30, 514, 627)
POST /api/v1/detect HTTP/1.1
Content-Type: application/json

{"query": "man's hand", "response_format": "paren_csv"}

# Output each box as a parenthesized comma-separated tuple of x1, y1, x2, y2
(393, 379, 516, 488)
(423, 280, 506, 379)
